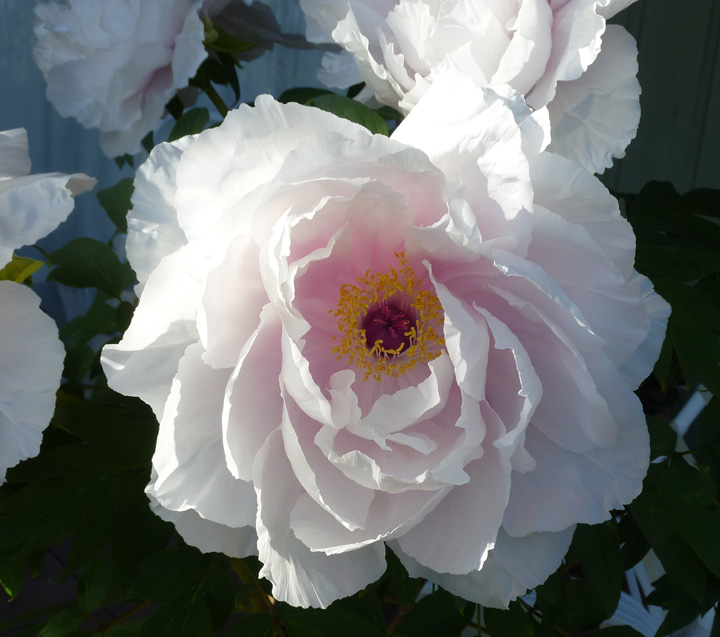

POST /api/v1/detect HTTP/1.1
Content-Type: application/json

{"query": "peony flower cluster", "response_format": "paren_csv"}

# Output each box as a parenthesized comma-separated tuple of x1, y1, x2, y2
(33, 0, 236, 158)
(102, 74, 668, 608)
(0, 128, 94, 483)
(300, 0, 641, 173)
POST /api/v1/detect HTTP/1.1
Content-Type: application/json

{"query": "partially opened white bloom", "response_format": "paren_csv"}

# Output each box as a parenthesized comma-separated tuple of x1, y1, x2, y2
(300, 0, 641, 173)
(102, 74, 668, 609)
(33, 0, 234, 157)
(0, 128, 95, 483)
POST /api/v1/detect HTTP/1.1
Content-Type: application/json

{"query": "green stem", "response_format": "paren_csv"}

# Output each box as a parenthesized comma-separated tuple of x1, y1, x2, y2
(204, 82, 229, 118)
(90, 601, 149, 634)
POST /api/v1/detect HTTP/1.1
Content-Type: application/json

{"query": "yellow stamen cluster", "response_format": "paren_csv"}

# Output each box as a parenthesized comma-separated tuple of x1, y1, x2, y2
(331, 252, 445, 381)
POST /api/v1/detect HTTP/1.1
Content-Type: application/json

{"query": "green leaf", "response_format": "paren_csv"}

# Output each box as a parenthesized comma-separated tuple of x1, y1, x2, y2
(228, 614, 274, 637)
(668, 306, 720, 398)
(309, 94, 389, 136)
(129, 547, 209, 602)
(618, 512, 650, 571)
(595, 628, 645, 637)
(97, 178, 134, 234)
(0, 254, 44, 283)
(392, 588, 469, 637)
(0, 553, 23, 598)
(484, 601, 534, 637)
(168, 108, 210, 142)
(77, 554, 112, 614)
(200, 567, 236, 630)
(38, 608, 85, 637)
(279, 87, 334, 105)
(205, 25, 256, 54)
(47, 238, 135, 299)
(59, 292, 121, 348)
(384, 548, 423, 607)
(138, 589, 213, 637)
(629, 461, 718, 600)
(279, 594, 386, 637)
(647, 416, 678, 459)
(572, 522, 623, 617)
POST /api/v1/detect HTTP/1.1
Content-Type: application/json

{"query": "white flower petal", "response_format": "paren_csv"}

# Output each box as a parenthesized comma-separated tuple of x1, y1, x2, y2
(253, 430, 386, 609)
(0, 282, 64, 483)
(149, 343, 256, 528)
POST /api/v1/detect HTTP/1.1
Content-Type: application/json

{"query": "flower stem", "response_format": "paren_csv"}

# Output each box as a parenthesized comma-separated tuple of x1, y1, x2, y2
(204, 83, 229, 118)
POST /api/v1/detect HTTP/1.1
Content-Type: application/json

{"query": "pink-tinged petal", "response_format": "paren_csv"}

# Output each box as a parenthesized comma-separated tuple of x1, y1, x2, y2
(253, 430, 386, 609)
(223, 305, 284, 481)
(200, 233, 267, 369)
(394, 526, 574, 609)
(503, 352, 648, 536)
(547, 26, 640, 173)
(149, 343, 256, 529)
(488, 280, 617, 454)
(149, 493, 258, 559)
(281, 392, 375, 531)
(316, 375, 484, 494)
(0, 282, 64, 483)
(126, 137, 193, 290)
(290, 486, 446, 554)
(619, 273, 670, 388)
(529, 150, 635, 276)
(431, 275, 490, 402)
(174, 96, 374, 246)
(101, 245, 202, 418)
(0, 128, 95, 265)
(526, 206, 651, 371)
(396, 408, 511, 575)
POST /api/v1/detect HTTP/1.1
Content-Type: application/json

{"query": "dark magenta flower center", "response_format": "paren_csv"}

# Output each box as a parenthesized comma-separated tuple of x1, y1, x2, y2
(362, 303, 414, 354)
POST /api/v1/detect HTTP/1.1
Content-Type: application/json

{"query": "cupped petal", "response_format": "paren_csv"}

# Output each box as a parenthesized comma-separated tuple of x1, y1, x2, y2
(253, 429, 386, 609)
(395, 406, 511, 575)
(502, 351, 649, 536)
(0, 282, 64, 482)
(149, 493, 258, 558)
(547, 25, 640, 173)
(394, 525, 575, 609)
(223, 305, 284, 481)
(149, 343, 256, 529)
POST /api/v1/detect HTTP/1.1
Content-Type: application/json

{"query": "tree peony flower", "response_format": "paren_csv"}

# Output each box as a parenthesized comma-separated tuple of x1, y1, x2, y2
(0, 128, 95, 483)
(102, 74, 668, 609)
(33, 0, 236, 157)
(299, 0, 641, 174)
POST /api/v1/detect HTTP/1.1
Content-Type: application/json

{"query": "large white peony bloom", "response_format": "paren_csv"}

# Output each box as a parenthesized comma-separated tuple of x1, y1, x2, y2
(102, 74, 669, 609)
(300, 0, 641, 174)
(33, 0, 235, 158)
(0, 128, 95, 483)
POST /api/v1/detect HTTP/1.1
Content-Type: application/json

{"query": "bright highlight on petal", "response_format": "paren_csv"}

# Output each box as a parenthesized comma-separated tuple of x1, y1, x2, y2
(331, 252, 445, 381)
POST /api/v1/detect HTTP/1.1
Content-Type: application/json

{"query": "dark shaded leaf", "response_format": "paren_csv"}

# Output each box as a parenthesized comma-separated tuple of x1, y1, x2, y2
(48, 238, 135, 299)
(97, 178, 134, 234)
(168, 108, 210, 142)
(484, 600, 534, 637)
(309, 94, 389, 136)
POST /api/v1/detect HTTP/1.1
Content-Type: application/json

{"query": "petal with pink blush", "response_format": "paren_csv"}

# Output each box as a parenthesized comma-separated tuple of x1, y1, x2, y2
(253, 430, 386, 609)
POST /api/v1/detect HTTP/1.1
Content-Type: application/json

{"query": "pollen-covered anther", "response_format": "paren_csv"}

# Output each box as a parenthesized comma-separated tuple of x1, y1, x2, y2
(331, 252, 445, 381)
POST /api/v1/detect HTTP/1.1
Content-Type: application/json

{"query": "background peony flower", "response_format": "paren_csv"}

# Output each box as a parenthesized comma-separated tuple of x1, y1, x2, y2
(33, 0, 236, 158)
(0, 128, 95, 483)
(102, 73, 669, 609)
(299, 0, 641, 174)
